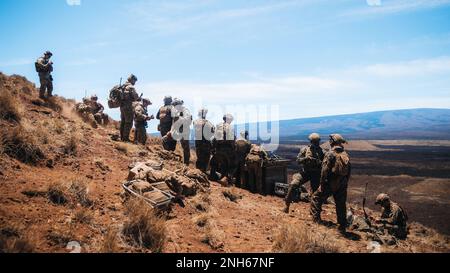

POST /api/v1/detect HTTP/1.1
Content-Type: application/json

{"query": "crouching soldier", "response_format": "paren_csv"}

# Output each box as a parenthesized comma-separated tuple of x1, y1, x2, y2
(310, 134, 351, 234)
(90, 95, 109, 126)
(246, 144, 268, 194)
(374, 193, 408, 239)
(35, 51, 54, 99)
(133, 98, 154, 145)
(193, 108, 215, 172)
(283, 133, 324, 213)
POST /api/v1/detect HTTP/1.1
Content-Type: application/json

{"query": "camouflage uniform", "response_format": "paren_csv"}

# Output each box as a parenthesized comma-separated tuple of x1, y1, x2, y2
(235, 135, 251, 188)
(193, 112, 214, 172)
(210, 116, 236, 182)
(90, 97, 109, 125)
(310, 135, 351, 232)
(119, 76, 140, 142)
(375, 194, 408, 239)
(171, 100, 192, 165)
(157, 98, 176, 151)
(133, 99, 152, 145)
(35, 52, 53, 99)
(246, 145, 268, 194)
(285, 144, 324, 207)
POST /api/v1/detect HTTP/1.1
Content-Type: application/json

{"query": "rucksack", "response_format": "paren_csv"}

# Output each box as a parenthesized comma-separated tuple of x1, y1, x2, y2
(108, 84, 123, 109)
(332, 151, 350, 176)
(158, 106, 172, 124)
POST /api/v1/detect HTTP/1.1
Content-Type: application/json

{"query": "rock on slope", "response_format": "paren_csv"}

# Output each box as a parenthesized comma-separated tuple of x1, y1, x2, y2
(0, 73, 448, 253)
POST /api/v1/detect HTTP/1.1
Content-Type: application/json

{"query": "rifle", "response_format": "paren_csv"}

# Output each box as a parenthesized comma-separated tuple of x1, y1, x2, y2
(363, 182, 372, 227)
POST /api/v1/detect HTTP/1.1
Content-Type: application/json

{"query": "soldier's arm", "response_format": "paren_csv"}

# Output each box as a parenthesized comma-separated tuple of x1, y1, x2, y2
(156, 109, 161, 120)
(98, 103, 104, 113)
(320, 153, 334, 186)
(134, 106, 147, 122)
(296, 147, 307, 164)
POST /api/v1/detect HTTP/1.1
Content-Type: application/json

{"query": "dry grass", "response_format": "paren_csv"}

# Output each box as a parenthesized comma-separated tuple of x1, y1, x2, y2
(114, 143, 128, 154)
(222, 188, 242, 202)
(73, 208, 93, 224)
(190, 193, 211, 212)
(53, 119, 66, 134)
(47, 181, 68, 205)
(47, 179, 92, 207)
(273, 223, 340, 253)
(100, 228, 121, 253)
(0, 90, 21, 123)
(62, 135, 78, 156)
(201, 219, 225, 250)
(193, 212, 214, 228)
(0, 237, 35, 253)
(122, 198, 166, 252)
(0, 125, 45, 165)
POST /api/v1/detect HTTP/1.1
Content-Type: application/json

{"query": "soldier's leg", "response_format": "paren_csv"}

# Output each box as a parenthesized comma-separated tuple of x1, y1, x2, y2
(181, 140, 190, 165)
(94, 113, 102, 124)
(47, 80, 53, 97)
(310, 172, 321, 194)
(102, 114, 109, 125)
(240, 162, 248, 189)
(119, 110, 126, 141)
(332, 183, 348, 231)
(284, 173, 303, 212)
(255, 165, 264, 195)
(195, 143, 202, 170)
(310, 185, 332, 222)
(209, 155, 219, 181)
(247, 163, 256, 193)
(39, 76, 46, 98)
(122, 110, 134, 142)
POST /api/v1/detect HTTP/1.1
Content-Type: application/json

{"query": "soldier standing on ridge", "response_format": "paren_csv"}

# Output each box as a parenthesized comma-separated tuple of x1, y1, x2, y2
(310, 134, 351, 234)
(235, 131, 251, 188)
(171, 98, 192, 165)
(157, 96, 176, 151)
(35, 51, 54, 99)
(119, 74, 140, 142)
(210, 114, 236, 184)
(193, 108, 215, 172)
(133, 98, 154, 145)
(246, 144, 268, 194)
(283, 133, 324, 213)
(374, 193, 408, 239)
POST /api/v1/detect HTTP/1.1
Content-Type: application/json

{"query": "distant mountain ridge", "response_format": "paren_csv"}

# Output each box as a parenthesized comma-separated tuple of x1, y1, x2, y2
(275, 108, 450, 140)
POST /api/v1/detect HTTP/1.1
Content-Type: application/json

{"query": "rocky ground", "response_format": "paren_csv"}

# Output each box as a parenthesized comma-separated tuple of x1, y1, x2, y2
(0, 73, 449, 253)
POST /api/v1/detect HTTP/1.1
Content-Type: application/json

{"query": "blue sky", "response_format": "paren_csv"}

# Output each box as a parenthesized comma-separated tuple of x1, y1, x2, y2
(1, 0, 450, 126)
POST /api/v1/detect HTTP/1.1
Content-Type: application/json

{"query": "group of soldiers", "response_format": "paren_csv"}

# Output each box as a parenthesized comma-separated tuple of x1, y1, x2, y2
(283, 133, 408, 239)
(35, 51, 409, 241)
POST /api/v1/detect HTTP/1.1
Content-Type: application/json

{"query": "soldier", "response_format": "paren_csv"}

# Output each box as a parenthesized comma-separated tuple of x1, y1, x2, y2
(133, 98, 154, 145)
(157, 96, 176, 151)
(310, 134, 351, 234)
(90, 95, 109, 126)
(35, 51, 54, 99)
(246, 144, 268, 194)
(171, 98, 192, 165)
(283, 133, 324, 213)
(193, 108, 215, 172)
(119, 74, 140, 142)
(374, 193, 408, 239)
(210, 114, 236, 184)
(235, 131, 251, 188)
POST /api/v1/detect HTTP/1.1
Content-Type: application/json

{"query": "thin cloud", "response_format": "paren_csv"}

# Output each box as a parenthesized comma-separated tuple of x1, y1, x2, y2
(127, 0, 315, 34)
(363, 56, 450, 77)
(342, 0, 450, 17)
(0, 58, 33, 67)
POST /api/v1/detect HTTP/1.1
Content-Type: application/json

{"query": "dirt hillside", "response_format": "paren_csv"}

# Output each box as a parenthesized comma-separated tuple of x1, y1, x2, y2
(0, 73, 449, 253)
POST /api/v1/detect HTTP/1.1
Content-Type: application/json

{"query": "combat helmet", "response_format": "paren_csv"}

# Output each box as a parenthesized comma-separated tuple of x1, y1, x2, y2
(142, 98, 152, 106)
(308, 133, 321, 142)
(91, 94, 98, 101)
(44, 50, 53, 57)
(223, 114, 234, 123)
(375, 193, 390, 205)
(329, 134, 347, 145)
(164, 96, 173, 105)
(172, 98, 184, 106)
(128, 74, 138, 83)
(198, 108, 208, 118)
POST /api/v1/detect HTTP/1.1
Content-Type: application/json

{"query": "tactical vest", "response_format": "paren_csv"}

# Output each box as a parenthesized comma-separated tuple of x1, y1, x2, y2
(332, 150, 350, 176)
(159, 105, 172, 125)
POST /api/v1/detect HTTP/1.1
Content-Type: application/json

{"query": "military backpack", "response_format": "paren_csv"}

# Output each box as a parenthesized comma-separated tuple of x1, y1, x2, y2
(332, 151, 350, 176)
